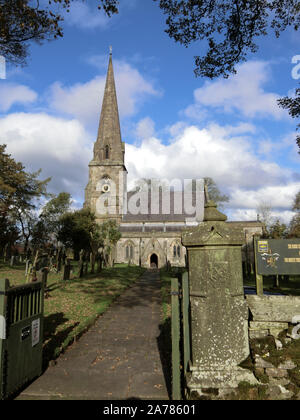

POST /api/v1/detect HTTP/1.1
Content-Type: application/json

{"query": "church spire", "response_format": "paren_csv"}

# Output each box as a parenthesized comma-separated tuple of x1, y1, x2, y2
(93, 51, 124, 164)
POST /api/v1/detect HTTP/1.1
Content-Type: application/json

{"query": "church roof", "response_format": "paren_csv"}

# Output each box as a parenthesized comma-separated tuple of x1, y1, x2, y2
(122, 190, 202, 223)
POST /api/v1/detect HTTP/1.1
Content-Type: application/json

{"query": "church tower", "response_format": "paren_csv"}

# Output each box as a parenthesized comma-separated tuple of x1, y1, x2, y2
(84, 51, 127, 224)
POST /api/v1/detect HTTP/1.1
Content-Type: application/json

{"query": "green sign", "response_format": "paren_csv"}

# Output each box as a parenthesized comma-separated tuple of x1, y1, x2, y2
(255, 238, 300, 275)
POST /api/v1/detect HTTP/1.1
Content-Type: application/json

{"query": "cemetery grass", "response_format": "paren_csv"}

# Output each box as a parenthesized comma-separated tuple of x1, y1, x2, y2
(0, 261, 145, 366)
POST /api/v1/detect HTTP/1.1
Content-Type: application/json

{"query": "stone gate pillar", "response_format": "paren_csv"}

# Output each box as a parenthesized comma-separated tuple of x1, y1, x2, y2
(182, 200, 257, 398)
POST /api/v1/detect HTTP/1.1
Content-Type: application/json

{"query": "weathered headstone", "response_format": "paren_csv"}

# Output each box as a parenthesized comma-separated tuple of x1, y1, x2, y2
(37, 267, 48, 288)
(3, 243, 8, 262)
(62, 259, 71, 281)
(25, 259, 30, 276)
(78, 249, 84, 278)
(182, 200, 257, 398)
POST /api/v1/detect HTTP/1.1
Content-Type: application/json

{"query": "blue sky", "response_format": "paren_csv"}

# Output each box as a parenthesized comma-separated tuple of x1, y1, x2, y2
(0, 0, 299, 224)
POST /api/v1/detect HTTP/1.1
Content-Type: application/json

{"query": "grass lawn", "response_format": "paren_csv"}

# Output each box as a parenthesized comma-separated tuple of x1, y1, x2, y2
(0, 260, 145, 365)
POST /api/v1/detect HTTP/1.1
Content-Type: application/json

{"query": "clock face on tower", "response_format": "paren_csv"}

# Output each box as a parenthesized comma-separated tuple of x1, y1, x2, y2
(102, 184, 110, 193)
(101, 176, 111, 193)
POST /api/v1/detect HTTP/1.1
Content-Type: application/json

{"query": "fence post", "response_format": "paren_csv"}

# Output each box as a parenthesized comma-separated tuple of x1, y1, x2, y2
(181, 271, 190, 378)
(253, 236, 264, 296)
(0, 279, 9, 399)
(171, 277, 181, 400)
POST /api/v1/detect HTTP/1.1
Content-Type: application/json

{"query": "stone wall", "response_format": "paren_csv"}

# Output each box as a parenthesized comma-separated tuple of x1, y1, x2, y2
(115, 235, 187, 268)
(242, 295, 300, 400)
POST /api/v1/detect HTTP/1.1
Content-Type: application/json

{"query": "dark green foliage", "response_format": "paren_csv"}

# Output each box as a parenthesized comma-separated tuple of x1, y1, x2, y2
(268, 219, 288, 239)
(278, 87, 300, 153)
(0, 144, 50, 250)
(156, 0, 300, 79)
(58, 208, 95, 254)
(0, 0, 119, 65)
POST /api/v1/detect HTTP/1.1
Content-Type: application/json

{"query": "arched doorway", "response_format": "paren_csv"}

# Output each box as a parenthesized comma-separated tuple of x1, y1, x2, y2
(150, 253, 158, 269)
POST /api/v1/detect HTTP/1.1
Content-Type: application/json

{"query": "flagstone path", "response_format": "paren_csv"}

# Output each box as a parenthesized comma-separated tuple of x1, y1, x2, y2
(16, 270, 170, 400)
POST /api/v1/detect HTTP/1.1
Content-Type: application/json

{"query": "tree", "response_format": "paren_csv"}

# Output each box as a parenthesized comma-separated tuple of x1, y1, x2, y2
(40, 192, 72, 237)
(58, 208, 95, 255)
(156, 0, 300, 79)
(292, 191, 300, 211)
(288, 190, 300, 237)
(289, 214, 300, 237)
(256, 201, 273, 237)
(278, 86, 300, 153)
(0, 0, 118, 65)
(99, 220, 121, 267)
(204, 177, 229, 209)
(268, 219, 287, 238)
(2, 1, 299, 77)
(0, 144, 50, 250)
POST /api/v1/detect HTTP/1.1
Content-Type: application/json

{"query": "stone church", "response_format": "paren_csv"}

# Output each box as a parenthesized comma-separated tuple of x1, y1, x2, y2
(84, 53, 262, 269)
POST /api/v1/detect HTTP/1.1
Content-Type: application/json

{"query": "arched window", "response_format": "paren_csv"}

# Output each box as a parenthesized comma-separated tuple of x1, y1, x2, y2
(177, 245, 181, 258)
(173, 245, 177, 258)
(105, 145, 109, 160)
(125, 243, 134, 260)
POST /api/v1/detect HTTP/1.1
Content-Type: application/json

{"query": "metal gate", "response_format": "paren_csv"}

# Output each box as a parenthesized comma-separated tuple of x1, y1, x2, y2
(0, 278, 44, 399)
(171, 271, 191, 400)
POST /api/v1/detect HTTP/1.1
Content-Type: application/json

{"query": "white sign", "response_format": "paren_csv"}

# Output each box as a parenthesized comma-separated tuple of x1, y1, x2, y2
(0, 315, 6, 339)
(32, 318, 40, 347)
(0, 56, 5, 80)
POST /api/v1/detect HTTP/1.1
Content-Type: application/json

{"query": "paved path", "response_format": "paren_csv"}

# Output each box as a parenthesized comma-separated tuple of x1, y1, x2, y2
(17, 270, 170, 400)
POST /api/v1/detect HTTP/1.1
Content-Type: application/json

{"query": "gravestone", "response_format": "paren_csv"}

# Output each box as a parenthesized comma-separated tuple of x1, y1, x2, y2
(62, 259, 71, 281)
(10, 256, 14, 267)
(182, 200, 257, 398)
(37, 267, 48, 288)
(78, 249, 84, 278)
(25, 260, 30, 276)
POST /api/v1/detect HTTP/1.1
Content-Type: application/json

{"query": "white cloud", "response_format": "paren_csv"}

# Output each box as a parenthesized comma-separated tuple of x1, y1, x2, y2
(0, 113, 92, 200)
(229, 184, 300, 210)
(135, 117, 155, 140)
(48, 60, 159, 125)
(229, 208, 296, 225)
(0, 83, 37, 112)
(125, 124, 298, 222)
(185, 61, 288, 120)
(63, 1, 110, 29)
(126, 125, 290, 188)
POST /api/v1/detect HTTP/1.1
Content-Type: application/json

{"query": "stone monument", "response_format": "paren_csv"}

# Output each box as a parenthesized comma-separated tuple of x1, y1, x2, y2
(182, 200, 257, 398)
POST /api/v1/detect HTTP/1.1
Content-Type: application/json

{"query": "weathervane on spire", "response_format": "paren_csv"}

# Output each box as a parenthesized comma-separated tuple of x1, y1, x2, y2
(109, 45, 112, 55)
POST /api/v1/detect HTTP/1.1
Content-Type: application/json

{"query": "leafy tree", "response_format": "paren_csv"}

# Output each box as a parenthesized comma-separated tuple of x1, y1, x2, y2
(0, 0, 118, 65)
(2, 1, 299, 78)
(204, 177, 229, 209)
(292, 190, 300, 211)
(0, 144, 50, 213)
(14, 208, 37, 254)
(58, 208, 121, 268)
(256, 201, 273, 237)
(40, 192, 72, 236)
(0, 144, 50, 250)
(58, 208, 96, 255)
(0, 213, 19, 254)
(289, 214, 300, 237)
(288, 190, 300, 237)
(99, 219, 121, 267)
(156, 0, 300, 79)
(268, 218, 287, 238)
(278, 86, 300, 153)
